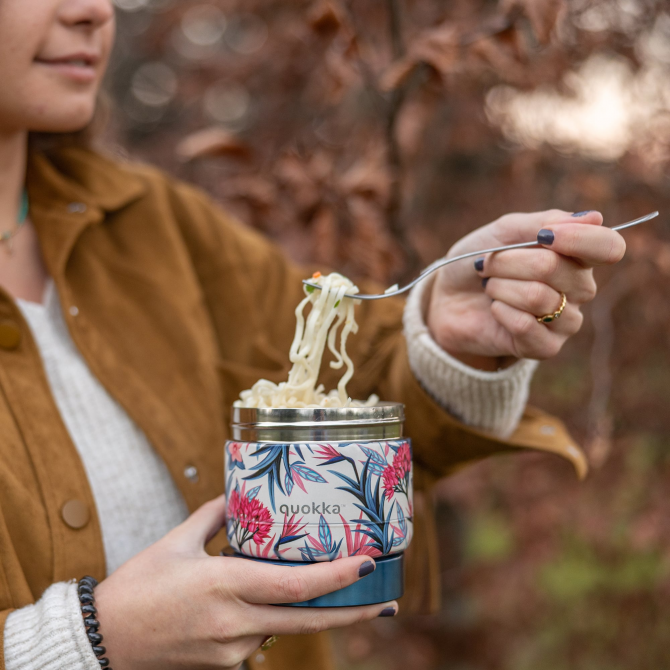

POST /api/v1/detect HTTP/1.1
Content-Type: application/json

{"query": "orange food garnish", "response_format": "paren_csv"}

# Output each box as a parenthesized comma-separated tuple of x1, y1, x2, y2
(312, 271, 322, 279)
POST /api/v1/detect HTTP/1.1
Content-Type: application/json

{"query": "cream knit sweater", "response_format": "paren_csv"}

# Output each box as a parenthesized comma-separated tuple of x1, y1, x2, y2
(4, 280, 536, 670)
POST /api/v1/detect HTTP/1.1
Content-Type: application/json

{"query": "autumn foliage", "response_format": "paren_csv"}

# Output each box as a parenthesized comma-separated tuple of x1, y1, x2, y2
(107, 0, 670, 667)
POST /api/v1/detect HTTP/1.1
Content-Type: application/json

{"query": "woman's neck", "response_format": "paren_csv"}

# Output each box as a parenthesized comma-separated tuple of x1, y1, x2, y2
(0, 131, 28, 223)
(0, 130, 50, 304)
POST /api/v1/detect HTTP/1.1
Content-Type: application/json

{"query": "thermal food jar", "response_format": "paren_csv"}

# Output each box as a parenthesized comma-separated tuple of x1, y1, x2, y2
(224, 403, 413, 607)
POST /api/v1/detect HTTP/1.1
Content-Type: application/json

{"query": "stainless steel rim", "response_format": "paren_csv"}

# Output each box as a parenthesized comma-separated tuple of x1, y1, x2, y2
(231, 402, 405, 442)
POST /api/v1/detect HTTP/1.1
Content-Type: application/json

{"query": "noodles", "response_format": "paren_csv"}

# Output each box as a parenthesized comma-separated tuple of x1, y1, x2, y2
(235, 272, 378, 409)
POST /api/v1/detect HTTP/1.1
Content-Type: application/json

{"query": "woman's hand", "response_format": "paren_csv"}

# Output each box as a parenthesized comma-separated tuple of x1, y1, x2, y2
(95, 495, 394, 670)
(426, 210, 626, 371)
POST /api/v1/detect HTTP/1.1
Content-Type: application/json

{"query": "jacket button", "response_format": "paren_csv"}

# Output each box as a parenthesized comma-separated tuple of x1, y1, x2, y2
(67, 202, 87, 213)
(0, 321, 21, 350)
(184, 465, 199, 483)
(61, 500, 90, 529)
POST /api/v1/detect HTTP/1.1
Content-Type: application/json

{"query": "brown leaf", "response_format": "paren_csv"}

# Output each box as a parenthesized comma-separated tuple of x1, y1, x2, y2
(175, 127, 251, 162)
(469, 36, 526, 83)
(220, 176, 278, 211)
(311, 205, 340, 266)
(308, 0, 344, 36)
(502, 0, 565, 45)
(339, 158, 390, 205)
(379, 22, 460, 91)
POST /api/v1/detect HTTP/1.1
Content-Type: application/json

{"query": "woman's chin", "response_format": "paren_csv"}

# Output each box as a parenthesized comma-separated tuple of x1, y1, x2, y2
(29, 105, 96, 135)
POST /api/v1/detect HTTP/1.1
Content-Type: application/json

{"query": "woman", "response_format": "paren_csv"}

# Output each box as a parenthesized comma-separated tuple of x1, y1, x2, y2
(0, 1, 625, 670)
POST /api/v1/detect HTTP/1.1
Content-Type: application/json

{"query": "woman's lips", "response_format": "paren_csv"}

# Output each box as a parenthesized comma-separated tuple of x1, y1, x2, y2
(35, 56, 99, 84)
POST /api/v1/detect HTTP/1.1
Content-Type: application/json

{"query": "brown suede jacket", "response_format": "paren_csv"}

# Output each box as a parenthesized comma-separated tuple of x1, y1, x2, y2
(0, 147, 587, 670)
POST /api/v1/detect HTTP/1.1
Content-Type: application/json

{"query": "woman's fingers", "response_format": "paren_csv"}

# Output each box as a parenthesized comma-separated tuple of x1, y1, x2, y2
(485, 278, 566, 318)
(484, 277, 582, 335)
(493, 209, 603, 245)
(476, 249, 596, 303)
(229, 555, 376, 605)
(534, 222, 626, 267)
(490, 300, 582, 359)
(244, 601, 398, 637)
(165, 494, 227, 550)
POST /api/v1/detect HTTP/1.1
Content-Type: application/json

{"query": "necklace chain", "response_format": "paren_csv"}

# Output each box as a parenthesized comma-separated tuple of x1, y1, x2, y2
(0, 190, 29, 256)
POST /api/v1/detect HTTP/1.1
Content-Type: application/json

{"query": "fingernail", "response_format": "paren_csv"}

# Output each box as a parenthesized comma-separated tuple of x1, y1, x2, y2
(482, 277, 489, 288)
(571, 210, 594, 217)
(537, 229, 554, 245)
(359, 560, 375, 578)
(378, 607, 396, 617)
(474, 257, 485, 272)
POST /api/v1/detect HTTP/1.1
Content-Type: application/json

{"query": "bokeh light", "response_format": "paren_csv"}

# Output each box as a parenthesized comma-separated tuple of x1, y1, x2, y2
(225, 14, 269, 55)
(203, 81, 251, 125)
(131, 62, 178, 108)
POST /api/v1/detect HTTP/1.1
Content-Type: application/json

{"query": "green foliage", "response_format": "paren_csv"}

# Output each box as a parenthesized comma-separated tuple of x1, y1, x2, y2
(465, 512, 515, 563)
(539, 540, 667, 602)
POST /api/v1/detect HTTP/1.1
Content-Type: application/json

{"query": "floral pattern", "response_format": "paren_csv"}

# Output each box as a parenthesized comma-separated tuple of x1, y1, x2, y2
(225, 439, 413, 562)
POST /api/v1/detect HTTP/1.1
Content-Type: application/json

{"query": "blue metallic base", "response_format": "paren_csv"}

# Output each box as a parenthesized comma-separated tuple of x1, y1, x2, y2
(233, 552, 405, 607)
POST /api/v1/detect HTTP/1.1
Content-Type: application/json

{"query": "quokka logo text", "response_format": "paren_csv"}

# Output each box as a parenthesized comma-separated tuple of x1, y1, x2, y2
(279, 502, 346, 516)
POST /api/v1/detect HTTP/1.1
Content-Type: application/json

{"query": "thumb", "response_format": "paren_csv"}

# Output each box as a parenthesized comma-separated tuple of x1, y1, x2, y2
(167, 494, 227, 551)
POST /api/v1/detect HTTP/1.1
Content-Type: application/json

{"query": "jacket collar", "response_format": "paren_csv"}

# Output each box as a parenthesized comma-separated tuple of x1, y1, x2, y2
(27, 146, 147, 213)
(25, 146, 147, 276)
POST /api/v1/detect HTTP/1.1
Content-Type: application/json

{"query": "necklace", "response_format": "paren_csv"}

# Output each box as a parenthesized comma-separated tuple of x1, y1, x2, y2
(0, 190, 29, 256)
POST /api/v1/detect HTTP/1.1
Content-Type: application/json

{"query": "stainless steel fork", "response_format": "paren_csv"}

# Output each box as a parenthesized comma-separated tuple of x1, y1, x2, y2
(302, 211, 660, 301)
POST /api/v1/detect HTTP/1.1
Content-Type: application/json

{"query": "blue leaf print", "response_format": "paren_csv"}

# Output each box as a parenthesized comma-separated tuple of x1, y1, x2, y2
(387, 441, 402, 454)
(277, 534, 308, 546)
(284, 470, 294, 496)
(392, 535, 405, 547)
(246, 486, 262, 501)
(360, 446, 387, 468)
(318, 515, 333, 551)
(244, 444, 293, 512)
(226, 470, 236, 494)
(292, 464, 327, 483)
(364, 461, 385, 477)
(397, 506, 407, 537)
(299, 538, 343, 562)
(299, 545, 317, 562)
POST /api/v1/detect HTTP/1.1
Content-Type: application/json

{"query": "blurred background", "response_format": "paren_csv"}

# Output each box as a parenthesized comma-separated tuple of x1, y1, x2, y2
(104, 0, 670, 668)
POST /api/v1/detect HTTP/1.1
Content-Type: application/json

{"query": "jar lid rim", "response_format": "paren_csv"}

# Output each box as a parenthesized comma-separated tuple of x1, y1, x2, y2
(231, 401, 404, 427)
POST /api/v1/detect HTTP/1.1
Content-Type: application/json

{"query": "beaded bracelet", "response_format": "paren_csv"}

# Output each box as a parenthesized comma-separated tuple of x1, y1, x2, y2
(78, 576, 112, 670)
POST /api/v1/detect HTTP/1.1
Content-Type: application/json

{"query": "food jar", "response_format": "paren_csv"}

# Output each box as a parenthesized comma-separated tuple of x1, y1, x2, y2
(224, 402, 413, 607)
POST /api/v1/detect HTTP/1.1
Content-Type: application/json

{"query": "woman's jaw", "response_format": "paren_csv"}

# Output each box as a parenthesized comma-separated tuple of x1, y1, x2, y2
(0, 0, 115, 135)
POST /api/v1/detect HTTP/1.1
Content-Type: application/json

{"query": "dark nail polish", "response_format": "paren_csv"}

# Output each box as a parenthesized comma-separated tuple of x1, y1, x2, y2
(571, 210, 593, 217)
(378, 607, 396, 617)
(359, 560, 375, 578)
(537, 229, 554, 245)
(474, 257, 485, 272)
(482, 277, 489, 288)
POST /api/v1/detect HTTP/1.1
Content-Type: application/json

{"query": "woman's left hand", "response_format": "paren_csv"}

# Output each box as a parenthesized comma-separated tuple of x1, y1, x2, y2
(426, 210, 627, 371)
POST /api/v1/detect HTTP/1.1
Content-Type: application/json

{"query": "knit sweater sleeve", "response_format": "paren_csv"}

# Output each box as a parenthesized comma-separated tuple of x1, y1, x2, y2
(403, 278, 539, 439)
(4, 582, 100, 670)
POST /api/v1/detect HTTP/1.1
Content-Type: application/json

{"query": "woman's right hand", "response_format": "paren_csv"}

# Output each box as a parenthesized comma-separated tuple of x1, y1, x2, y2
(95, 494, 395, 670)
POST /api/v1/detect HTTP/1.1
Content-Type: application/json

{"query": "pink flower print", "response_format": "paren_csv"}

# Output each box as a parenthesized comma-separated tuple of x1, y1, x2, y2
(382, 464, 399, 501)
(229, 442, 244, 463)
(382, 442, 411, 502)
(238, 496, 273, 545)
(393, 443, 411, 479)
(227, 489, 241, 519)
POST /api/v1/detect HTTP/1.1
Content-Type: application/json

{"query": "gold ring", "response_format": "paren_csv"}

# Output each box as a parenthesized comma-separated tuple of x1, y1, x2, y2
(261, 635, 280, 651)
(537, 292, 567, 324)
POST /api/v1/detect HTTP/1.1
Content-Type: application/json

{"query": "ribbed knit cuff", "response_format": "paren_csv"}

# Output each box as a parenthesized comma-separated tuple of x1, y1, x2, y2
(403, 277, 538, 439)
(4, 582, 100, 670)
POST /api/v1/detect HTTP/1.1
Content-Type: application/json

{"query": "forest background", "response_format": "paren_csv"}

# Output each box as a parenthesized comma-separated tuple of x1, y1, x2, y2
(105, 0, 670, 668)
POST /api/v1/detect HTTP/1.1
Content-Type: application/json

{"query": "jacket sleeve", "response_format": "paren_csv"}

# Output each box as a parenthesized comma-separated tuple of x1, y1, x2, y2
(166, 179, 587, 479)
